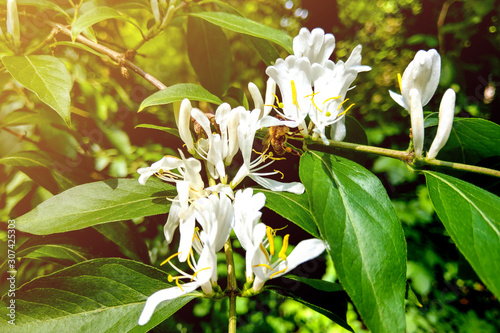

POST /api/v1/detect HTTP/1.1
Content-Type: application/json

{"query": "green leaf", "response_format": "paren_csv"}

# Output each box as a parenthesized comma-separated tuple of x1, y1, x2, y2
(267, 276, 352, 332)
(0, 109, 38, 128)
(424, 171, 500, 299)
(189, 12, 293, 54)
(299, 151, 407, 333)
(16, 179, 176, 235)
(139, 83, 223, 111)
(94, 221, 150, 263)
(2, 55, 73, 127)
(256, 189, 318, 237)
(424, 116, 500, 164)
(71, 7, 124, 41)
(135, 124, 180, 137)
(187, 16, 231, 97)
(0, 151, 76, 194)
(0, 258, 195, 332)
(12, 0, 70, 18)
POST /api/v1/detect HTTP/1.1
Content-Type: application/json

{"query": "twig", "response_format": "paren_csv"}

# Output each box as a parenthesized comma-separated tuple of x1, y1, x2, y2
(50, 23, 167, 90)
(437, 0, 457, 54)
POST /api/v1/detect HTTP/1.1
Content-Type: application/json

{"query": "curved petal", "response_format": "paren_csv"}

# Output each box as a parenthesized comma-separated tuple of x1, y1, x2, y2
(250, 175, 305, 195)
(178, 99, 195, 152)
(427, 88, 456, 159)
(409, 88, 424, 158)
(389, 90, 407, 110)
(138, 282, 201, 326)
(279, 238, 326, 276)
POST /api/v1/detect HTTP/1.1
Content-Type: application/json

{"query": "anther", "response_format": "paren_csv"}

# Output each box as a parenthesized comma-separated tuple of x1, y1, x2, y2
(337, 98, 350, 111)
(278, 234, 289, 260)
(397, 73, 402, 92)
(267, 226, 275, 255)
(338, 103, 355, 116)
(161, 252, 181, 266)
(253, 263, 274, 271)
(270, 267, 288, 279)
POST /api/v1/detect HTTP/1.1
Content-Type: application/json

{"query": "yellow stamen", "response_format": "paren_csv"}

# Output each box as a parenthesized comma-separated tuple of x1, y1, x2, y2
(260, 243, 271, 263)
(160, 252, 181, 266)
(267, 226, 275, 256)
(310, 96, 323, 112)
(168, 274, 174, 283)
(274, 169, 285, 180)
(337, 98, 350, 111)
(304, 91, 320, 98)
(191, 267, 210, 281)
(272, 93, 284, 108)
(322, 95, 342, 104)
(291, 80, 299, 108)
(279, 234, 289, 260)
(253, 263, 274, 271)
(186, 249, 195, 271)
(397, 73, 402, 92)
(338, 103, 355, 117)
(175, 276, 184, 291)
(270, 267, 288, 279)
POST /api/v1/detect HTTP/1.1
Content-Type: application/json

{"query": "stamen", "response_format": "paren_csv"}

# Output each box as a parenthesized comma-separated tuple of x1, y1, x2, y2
(338, 103, 355, 116)
(253, 263, 274, 271)
(270, 267, 288, 279)
(291, 80, 299, 109)
(278, 234, 289, 260)
(267, 226, 275, 256)
(186, 249, 195, 271)
(274, 169, 285, 180)
(160, 252, 181, 266)
(310, 96, 323, 113)
(304, 91, 320, 98)
(168, 274, 174, 283)
(397, 73, 402, 92)
(175, 276, 184, 291)
(337, 98, 350, 111)
(191, 267, 210, 281)
(322, 95, 342, 104)
(260, 243, 271, 263)
(272, 93, 284, 108)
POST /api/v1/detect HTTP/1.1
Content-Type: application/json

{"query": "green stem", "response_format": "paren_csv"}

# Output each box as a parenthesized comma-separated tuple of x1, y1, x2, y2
(306, 138, 500, 178)
(423, 158, 500, 178)
(224, 239, 237, 333)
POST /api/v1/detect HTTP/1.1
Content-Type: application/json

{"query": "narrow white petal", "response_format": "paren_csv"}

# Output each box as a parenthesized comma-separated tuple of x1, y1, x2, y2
(409, 89, 424, 158)
(138, 282, 200, 326)
(427, 88, 456, 159)
(178, 99, 194, 152)
(250, 175, 305, 194)
(389, 90, 408, 110)
(281, 239, 326, 276)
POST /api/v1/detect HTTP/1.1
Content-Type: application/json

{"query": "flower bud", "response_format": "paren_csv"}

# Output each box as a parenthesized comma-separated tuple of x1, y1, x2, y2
(150, 0, 160, 24)
(427, 89, 456, 159)
(409, 88, 424, 158)
(178, 99, 195, 153)
(7, 0, 20, 48)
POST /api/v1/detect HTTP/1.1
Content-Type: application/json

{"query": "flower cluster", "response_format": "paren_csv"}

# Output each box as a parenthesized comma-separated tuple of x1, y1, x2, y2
(389, 49, 456, 160)
(137, 26, 456, 326)
(137, 30, 338, 325)
(266, 28, 371, 144)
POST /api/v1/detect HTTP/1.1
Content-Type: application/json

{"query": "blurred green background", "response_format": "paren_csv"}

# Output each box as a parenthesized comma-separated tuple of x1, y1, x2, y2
(1, 0, 499, 332)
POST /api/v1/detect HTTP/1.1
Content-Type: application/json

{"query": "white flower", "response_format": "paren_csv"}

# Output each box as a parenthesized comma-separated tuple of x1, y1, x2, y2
(247, 223, 326, 292)
(137, 155, 184, 185)
(248, 78, 276, 119)
(231, 108, 305, 194)
(293, 27, 335, 66)
(265, 56, 313, 136)
(178, 99, 195, 154)
(409, 88, 424, 158)
(427, 88, 456, 159)
(389, 49, 441, 111)
(139, 193, 233, 326)
(232, 188, 266, 281)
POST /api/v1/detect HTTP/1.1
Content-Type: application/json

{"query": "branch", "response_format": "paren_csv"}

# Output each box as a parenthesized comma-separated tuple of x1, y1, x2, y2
(50, 23, 167, 90)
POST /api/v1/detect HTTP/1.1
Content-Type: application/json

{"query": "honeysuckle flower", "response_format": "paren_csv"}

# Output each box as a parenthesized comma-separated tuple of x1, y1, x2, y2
(137, 155, 184, 185)
(138, 193, 233, 326)
(427, 88, 456, 159)
(293, 27, 335, 66)
(232, 188, 266, 281)
(178, 99, 195, 154)
(248, 223, 326, 292)
(266, 55, 314, 136)
(248, 78, 276, 119)
(138, 231, 217, 326)
(409, 88, 424, 157)
(231, 108, 305, 194)
(389, 49, 441, 111)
